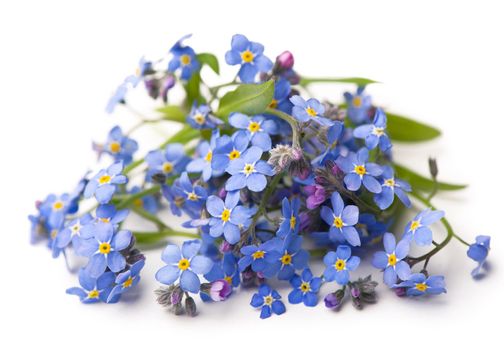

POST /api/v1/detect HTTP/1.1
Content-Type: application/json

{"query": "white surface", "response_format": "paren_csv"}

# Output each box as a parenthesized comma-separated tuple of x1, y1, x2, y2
(1, 0, 502, 349)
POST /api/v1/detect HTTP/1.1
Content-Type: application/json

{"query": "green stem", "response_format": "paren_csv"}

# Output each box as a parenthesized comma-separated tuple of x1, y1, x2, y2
(264, 108, 300, 148)
(298, 76, 379, 87)
(133, 229, 199, 244)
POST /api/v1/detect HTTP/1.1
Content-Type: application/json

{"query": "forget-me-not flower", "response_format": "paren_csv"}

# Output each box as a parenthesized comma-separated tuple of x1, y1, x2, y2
(372, 232, 411, 287)
(288, 268, 322, 307)
(336, 148, 383, 193)
(225, 146, 275, 192)
(228, 113, 277, 151)
(394, 273, 446, 296)
(344, 86, 372, 124)
(66, 269, 117, 304)
(290, 95, 333, 126)
(323, 245, 360, 285)
(168, 34, 200, 81)
(250, 284, 286, 319)
(84, 162, 127, 204)
(320, 192, 361, 246)
(353, 108, 392, 152)
(276, 197, 301, 238)
(145, 143, 189, 181)
(403, 209, 445, 246)
(467, 235, 491, 277)
(374, 166, 411, 210)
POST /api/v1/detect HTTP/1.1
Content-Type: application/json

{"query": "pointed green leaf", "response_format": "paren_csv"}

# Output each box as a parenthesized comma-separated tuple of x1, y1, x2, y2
(299, 77, 379, 87)
(387, 113, 441, 142)
(197, 53, 219, 75)
(394, 163, 467, 192)
(156, 105, 186, 123)
(215, 80, 274, 119)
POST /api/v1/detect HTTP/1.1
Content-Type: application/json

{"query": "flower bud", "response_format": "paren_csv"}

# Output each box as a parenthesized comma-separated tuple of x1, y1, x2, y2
(208, 279, 232, 301)
(185, 296, 197, 317)
(324, 289, 345, 309)
(276, 51, 294, 70)
(170, 286, 183, 305)
(395, 287, 407, 297)
(219, 241, 232, 253)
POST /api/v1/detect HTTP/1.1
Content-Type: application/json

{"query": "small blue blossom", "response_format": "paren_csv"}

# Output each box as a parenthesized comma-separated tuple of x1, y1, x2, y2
(212, 131, 250, 171)
(168, 34, 199, 81)
(225, 146, 275, 192)
(270, 78, 292, 114)
(323, 245, 360, 285)
(394, 273, 447, 296)
(155, 239, 213, 293)
(467, 235, 491, 277)
(336, 148, 383, 193)
(66, 269, 118, 304)
(225, 34, 273, 83)
(108, 259, 145, 302)
(204, 252, 240, 287)
(263, 234, 309, 280)
(374, 166, 412, 210)
(276, 197, 301, 238)
(99, 126, 138, 165)
(228, 113, 278, 151)
(78, 222, 132, 278)
(288, 268, 322, 307)
(403, 209, 445, 246)
(238, 239, 282, 273)
(353, 108, 392, 152)
(344, 86, 372, 124)
(94, 204, 130, 226)
(55, 213, 94, 250)
(164, 172, 207, 219)
(106, 82, 128, 114)
(39, 193, 79, 229)
(250, 284, 286, 319)
(187, 103, 222, 129)
(186, 131, 223, 181)
(84, 162, 127, 204)
(130, 186, 159, 214)
(290, 95, 333, 126)
(145, 143, 189, 181)
(206, 191, 255, 244)
(320, 192, 361, 246)
(372, 233, 411, 287)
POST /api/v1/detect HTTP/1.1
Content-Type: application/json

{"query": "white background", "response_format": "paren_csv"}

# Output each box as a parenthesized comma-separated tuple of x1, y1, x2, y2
(1, 1, 502, 349)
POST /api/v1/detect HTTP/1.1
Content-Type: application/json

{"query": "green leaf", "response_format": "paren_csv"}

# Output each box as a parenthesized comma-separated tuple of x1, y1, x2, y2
(216, 80, 274, 119)
(197, 53, 219, 75)
(184, 71, 205, 107)
(299, 77, 379, 87)
(394, 163, 467, 192)
(387, 113, 441, 142)
(156, 105, 186, 123)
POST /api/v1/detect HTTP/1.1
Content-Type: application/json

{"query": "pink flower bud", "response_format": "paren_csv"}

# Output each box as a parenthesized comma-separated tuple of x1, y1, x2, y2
(276, 51, 294, 70)
(209, 280, 232, 301)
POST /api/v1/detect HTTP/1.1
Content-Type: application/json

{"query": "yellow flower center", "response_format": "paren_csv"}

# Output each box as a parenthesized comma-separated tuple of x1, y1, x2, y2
(353, 96, 362, 108)
(252, 250, 265, 260)
(372, 127, 385, 136)
(229, 150, 241, 160)
(281, 253, 292, 265)
(71, 224, 81, 233)
(193, 113, 205, 125)
(178, 258, 190, 270)
(221, 208, 231, 222)
(248, 121, 261, 133)
(334, 259, 346, 271)
(100, 217, 110, 223)
(187, 192, 199, 201)
(290, 216, 297, 230)
(354, 165, 367, 176)
(300, 282, 311, 293)
(52, 200, 64, 211)
(180, 54, 191, 65)
(224, 276, 233, 285)
(162, 162, 174, 174)
(243, 163, 255, 175)
(122, 276, 134, 288)
(384, 178, 395, 187)
(388, 253, 397, 266)
(205, 150, 213, 162)
(133, 198, 143, 207)
(87, 290, 100, 299)
(241, 50, 254, 63)
(109, 141, 121, 153)
(99, 242, 111, 254)
(98, 175, 111, 185)
(269, 99, 278, 109)
(410, 220, 420, 231)
(306, 107, 317, 117)
(50, 229, 58, 239)
(333, 216, 344, 229)
(415, 283, 428, 292)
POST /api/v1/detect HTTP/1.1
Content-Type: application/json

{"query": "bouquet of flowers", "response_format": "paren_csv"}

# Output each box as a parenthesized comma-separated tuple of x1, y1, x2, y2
(29, 34, 491, 318)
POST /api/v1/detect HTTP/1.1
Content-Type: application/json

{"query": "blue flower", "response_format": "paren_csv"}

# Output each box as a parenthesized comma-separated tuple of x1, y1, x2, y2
(263, 234, 309, 280)
(78, 222, 132, 278)
(130, 186, 159, 214)
(394, 273, 446, 296)
(323, 245, 360, 285)
(84, 162, 127, 204)
(211, 131, 250, 171)
(290, 95, 333, 126)
(269, 78, 292, 114)
(165, 172, 207, 218)
(374, 166, 412, 210)
(66, 269, 117, 304)
(106, 82, 128, 114)
(100, 126, 138, 165)
(94, 204, 130, 226)
(187, 103, 222, 129)
(107, 259, 145, 302)
(228, 113, 277, 151)
(225, 34, 273, 83)
(186, 131, 223, 181)
(353, 108, 392, 152)
(335, 148, 383, 193)
(238, 239, 282, 273)
(372, 233, 411, 287)
(320, 192, 361, 246)
(206, 191, 254, 244)
(125, 56, 151, 87)
(155, 239, 213, 293)
(55, 213, 94, 249)
(250, 284, 286, 319)
(39, 193, 79, 229)
(168, 34, 199, 81)
(204, 252, 240, 287)
(403, 209, 445, 246)
(145, 143, 189, 181)
(288, 268, 322, 307)
(225, 146, 275, 192)
(276, 197, 301, 238)
(467, 235, 491, 277)
(344, 86, 372, 124)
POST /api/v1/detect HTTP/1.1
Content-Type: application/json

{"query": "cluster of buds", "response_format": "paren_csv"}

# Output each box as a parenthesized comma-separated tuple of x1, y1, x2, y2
(324, 275, 378, 310)
(155, 285, 196, 316)
(268, 144, 311, 179)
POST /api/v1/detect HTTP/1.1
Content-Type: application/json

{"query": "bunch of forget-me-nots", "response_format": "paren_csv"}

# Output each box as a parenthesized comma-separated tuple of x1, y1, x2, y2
(29, 34, 492, 318)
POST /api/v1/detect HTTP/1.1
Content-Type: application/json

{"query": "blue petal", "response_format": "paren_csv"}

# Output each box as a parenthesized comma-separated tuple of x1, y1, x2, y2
(180, 270, 201, 293)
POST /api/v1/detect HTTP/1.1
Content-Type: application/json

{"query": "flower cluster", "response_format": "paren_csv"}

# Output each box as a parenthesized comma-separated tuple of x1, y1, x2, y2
(30, 34, 491, 318)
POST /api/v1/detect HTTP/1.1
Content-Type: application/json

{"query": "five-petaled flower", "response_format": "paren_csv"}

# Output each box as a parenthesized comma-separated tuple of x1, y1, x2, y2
(99, 125, 138, 165)
(344, 86, 372, 124)
(155, 240, 213, 293)
(288, 268, 322, 307)
(145, 143, 189, 181)
(168, 34, 200, 81)
(276, 197, 301, 238)
(229, 113, 277, 151)
(186, 131, 223, 181)
(238, 240, 282, 273)
(323, 245, 360, 285)
(66, 269, 117, 304)
(225, 146, 275, 192)
(290, 95, 333, 126)
(372, 232, 411, 287)
(320, 192, 361, 246)
(108, 259, 145, 302)
(394, 273, 446, 296)
(403, 209, 445, 246)
(250, 284, 286, 319)
(84, 162, 128, 204)
(263, 234, 309, 280)
(187, 103, 222, 129)
(374, 165, 412, 210)
(211, 130, 250, 171)
(336, 148, 383, 193)
(353, 108, 392, 152)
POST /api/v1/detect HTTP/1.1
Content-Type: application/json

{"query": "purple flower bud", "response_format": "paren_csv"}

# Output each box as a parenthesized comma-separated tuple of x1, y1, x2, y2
(324, 293, 339, 309)
(171, 288, 182, 305)
(218, 188, 227, 200)
(209, 279, 232, 301)
(219, 241, 232, 253)
(304, 185, 327, 209)
(351, 286, 361, 298)
(276, 51, 294, 70)
(395, 287, 407, 297)
(161, 75, 176, 103)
